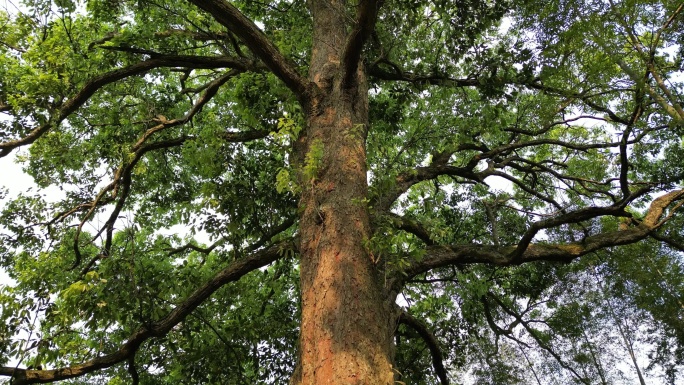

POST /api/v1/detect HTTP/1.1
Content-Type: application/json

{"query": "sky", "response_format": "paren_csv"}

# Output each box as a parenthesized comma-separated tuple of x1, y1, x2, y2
(0, 152, 35, 198)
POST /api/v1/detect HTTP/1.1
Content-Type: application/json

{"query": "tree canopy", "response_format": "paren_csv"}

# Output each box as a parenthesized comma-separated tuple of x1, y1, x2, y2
(0, 0, 683, 384)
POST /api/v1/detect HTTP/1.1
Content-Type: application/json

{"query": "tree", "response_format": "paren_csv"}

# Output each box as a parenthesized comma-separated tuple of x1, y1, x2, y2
(0, 0, 683, 384)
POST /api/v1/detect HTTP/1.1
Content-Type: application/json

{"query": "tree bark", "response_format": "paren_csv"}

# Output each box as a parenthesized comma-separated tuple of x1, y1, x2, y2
(292, 1, 395, 383)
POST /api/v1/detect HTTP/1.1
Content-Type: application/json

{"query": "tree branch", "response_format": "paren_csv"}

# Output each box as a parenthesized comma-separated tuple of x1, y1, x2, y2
(388, 189, 684, 292)
(602, 2, 684, 123)
(652, 2, 684, 49)
(246, 216, 297, 252)
(385, 213, 435, 246)
(341, 0, 383, 88)
(481, 295, 529, 347)
(649, 231, 684, 252)
(185, 0, 309, 100)
(70, 69, 266, 267)
(368, 63, 480, 87)
(507, 204, 632, 263)
(0, 55, 257, 158)
(371, 128, 640, 215)
(167, 238, 226, 257)
(398, 312, 450, 385)
(488, 293, 588, 384)
(372, 163, 488, 213)
(0, 241, 289, 385)
(369, 62, 640, 130)
(522, 81, 631, 125)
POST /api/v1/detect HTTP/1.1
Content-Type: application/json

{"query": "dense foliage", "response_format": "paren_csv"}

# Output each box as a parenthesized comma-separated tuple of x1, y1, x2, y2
(0, 0, 683, 384)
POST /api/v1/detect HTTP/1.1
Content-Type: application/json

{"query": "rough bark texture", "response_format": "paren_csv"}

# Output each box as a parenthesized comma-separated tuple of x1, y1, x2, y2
(292, 1, 395, 383)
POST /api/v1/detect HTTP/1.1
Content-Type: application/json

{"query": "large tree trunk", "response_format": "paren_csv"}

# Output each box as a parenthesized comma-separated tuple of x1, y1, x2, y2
(292, 1, 395, 384)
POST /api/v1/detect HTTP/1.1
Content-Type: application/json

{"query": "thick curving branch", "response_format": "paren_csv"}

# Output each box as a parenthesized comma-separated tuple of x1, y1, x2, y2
(506, 204, 632, 263)
(506, 186, 652, 263)
(388, 189, 684, 292)
(341, 0, 383, 88)
(368, 62, 480, 87)
(185, 0, 309, 100)
(385, 213, 436, 246)
(649, 231, 684, 252)
(0, 55, 257, 158)
(398, 312, 450, 385)
(0, 241, 290, 385)
(372, 163, 489, 214)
